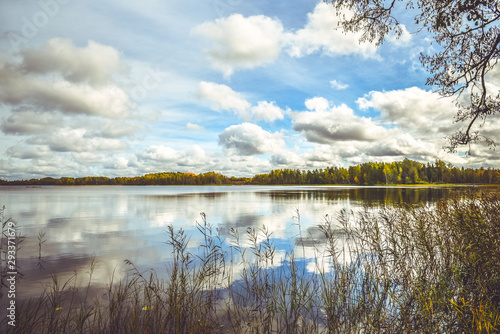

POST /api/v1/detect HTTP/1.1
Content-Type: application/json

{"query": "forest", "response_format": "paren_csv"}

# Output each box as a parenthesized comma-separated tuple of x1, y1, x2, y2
(2, 158, 500, 186)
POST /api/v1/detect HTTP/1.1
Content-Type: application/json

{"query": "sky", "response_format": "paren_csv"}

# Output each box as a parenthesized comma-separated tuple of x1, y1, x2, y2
(1, 0, 499, 181)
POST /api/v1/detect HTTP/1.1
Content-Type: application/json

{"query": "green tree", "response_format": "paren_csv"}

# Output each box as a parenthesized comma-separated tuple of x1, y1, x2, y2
(383, 164, 394, 184)
(329, 0, 500, 150)
(349, 165, 362, 184)
(435, 159, 447, 183)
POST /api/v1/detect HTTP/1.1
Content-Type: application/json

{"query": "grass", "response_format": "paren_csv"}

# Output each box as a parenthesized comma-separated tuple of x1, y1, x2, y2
(1, 189, 500, 333)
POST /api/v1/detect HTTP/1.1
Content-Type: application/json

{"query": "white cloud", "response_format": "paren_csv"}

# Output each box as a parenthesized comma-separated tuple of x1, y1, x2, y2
(2, 110, 63, 134)
(192, 2, 380, 77)
(478, 115, 500, 143)
(19, 38, 123, 85)
(198, 81, 285, 122)
(218, 123, 284, 155)
(485, 63, 500, 87)
(28, 128, 129, 153)
(363, 133, 435, 157)
(386, 24, 412, 47)
(250, 101, 285, 122)
(270, 151, 303, 166)
(288, 95, 449, 164)
(0, 39, 133, 118)
(136, 145, 212, 168)
(80, 119, 146, 139)
(0, 38, 152, 179)
(7, 145, 51, 159)
(285, 3, 378, 59)
(215, 154, 274, 177)
(186, 123, 204, 131)
(330, 80, 349, 90)
(0, 71, 132, 117)
(291, 98, 388, 143)
(3, 155, 87, 179)
(357, 87, 459, 136)
(0, 53, 6, 69)
(192, 14, 284, 78)
(102, 156, 131, 171)
(137, 145, 180, 163)
(179, 145, 210, 167)
(129, 145, 228, 175)
(198, 81, 250, 117)
(304, 96, 330, 112)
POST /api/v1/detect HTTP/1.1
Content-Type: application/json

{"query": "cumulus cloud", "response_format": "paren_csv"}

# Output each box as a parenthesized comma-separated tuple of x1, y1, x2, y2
(179, 146, 210, 166)
(137, 145, 180, 163)
(7, 145, 51, 159)
(357, 87, 459, 136)
(198, 81, 250, 116)
(286, 94, 451, 165)
(250, 101, 286, 122)
(134, 145, 278, 177)
(27, 129, 129, 153)
(0, 67, 132, 118)
(285, 3, 378, 58)
(102, 157, 131, 171)
(281, 91, 500, 167)
(356, 86, 500, 162)
(216, 154, 274, 177)
(135, 145, 216, 172)
(286, 133, 436, 169)
(0, 38, 132, 118)
(478, 115, 500, 142)
(270, 151, 303, 166)
(198, 81, 285, 122)
(304, 96, 330, 112)
(8, 155, 86, 178)
(192, 14, 284, 78)
(363, 133, 435, 157)
(192, 2, 385, 77)
(291, 97, 388, 143)
(0, 38, 152, 180)
(81, 119, 146, 139)
(19, 38, 123, 85)
(2, 110, 63, 134)
(71, 152, 117, 166)
(218, 123, 284, 155)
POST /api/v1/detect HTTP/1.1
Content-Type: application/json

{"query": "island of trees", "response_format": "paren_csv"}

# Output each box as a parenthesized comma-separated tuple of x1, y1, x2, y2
(1, 159, 500, 186)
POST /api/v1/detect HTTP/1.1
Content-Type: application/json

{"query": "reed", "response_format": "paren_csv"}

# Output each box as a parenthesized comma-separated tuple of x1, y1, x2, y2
(1, 189, 499, 333)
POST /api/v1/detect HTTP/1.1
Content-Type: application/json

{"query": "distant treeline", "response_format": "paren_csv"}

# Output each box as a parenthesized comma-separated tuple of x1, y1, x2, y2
(253, 159, 500, 185)
(2, 159, 500, 186)
(0, 171, 237, 186)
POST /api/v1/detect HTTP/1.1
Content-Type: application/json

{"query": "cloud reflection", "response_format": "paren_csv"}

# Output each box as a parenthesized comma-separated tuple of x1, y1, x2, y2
(0, 185, 462, 299)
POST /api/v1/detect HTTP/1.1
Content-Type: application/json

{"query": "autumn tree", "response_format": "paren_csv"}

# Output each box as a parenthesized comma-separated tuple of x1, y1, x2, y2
(329, 0, 500, 150)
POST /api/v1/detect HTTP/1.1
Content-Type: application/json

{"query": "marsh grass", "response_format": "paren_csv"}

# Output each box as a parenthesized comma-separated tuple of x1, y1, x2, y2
(1, 190, 499, 333)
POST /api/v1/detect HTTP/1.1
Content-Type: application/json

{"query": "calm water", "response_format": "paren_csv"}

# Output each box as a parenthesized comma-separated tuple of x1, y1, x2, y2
(0, 185, 468, 299)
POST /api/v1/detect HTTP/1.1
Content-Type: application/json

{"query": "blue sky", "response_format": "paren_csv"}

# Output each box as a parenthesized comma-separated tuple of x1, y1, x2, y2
(1, 0, 499, 180)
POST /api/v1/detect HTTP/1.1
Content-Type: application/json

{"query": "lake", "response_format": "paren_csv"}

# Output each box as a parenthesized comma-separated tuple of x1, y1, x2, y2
(0, 185, 469, 299)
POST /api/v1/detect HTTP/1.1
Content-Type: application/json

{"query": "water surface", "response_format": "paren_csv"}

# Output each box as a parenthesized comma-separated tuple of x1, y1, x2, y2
(0, 185, 467, 298)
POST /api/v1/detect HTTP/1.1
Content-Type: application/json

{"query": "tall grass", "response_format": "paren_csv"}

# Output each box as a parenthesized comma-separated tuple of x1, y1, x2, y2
(1, 190, 499, 333)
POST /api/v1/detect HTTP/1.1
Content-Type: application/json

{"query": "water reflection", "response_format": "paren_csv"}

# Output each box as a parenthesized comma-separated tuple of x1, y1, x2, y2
(0, 185, 467, 299)
(295, 227, 329, 247)
(258, 186, 455, 206)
